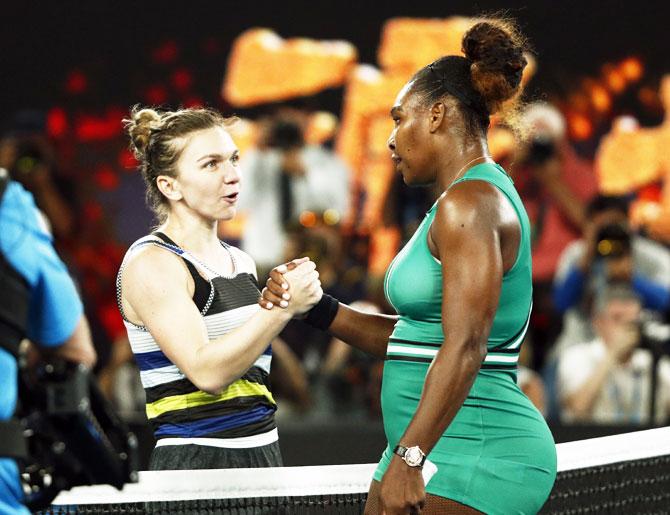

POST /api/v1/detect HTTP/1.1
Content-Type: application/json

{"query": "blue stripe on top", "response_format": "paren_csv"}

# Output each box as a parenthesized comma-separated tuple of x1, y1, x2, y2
(134, 349, 173, 371)
(135, 345, 270, 372)
(154, 405, 274, 438)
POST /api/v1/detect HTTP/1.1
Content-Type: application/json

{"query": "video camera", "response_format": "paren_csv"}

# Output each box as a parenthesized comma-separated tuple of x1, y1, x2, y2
(13, 359, 138, 511)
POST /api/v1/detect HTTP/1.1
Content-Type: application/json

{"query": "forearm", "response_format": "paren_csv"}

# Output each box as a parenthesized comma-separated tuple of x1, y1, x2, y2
(327, 303, 397, 358)
(48, 315, 97, 368)
(398, 344, 482, 454)
(564, 356, 615, 419)
(193, 308, 293, 393)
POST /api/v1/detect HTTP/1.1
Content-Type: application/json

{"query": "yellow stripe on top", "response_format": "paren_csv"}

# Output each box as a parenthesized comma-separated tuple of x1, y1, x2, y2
(146, 379, 276, 419)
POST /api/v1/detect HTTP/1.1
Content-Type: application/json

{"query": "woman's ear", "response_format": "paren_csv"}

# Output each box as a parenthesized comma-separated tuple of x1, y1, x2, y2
(429, 102, 448, 133)
(156, 175, 182, 201)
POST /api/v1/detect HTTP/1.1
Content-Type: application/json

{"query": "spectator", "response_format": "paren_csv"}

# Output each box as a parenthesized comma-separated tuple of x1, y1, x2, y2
(552, 195, 670, 353)
(511, 102, 599, 368)
(557, 285, 670, 425)
(0, 169, 96, 514)
(238, 110, 350, 276)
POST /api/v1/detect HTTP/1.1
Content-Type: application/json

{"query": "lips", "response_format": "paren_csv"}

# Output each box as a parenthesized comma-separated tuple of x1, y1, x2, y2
(391, 154, 402, 166)
(223, 192, 239, 203)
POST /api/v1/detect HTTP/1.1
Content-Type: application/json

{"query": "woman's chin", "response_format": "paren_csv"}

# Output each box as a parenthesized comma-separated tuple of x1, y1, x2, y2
(212, 205, 237, 222)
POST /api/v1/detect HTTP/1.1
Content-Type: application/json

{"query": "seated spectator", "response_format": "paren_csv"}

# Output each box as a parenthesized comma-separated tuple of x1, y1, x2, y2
(552, 195, 670, 352)
(557, 285, 670, 425)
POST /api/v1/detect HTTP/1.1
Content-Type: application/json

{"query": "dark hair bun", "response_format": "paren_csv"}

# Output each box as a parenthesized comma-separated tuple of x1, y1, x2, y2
(462, 20, 528, 114)
(124, 107, 163, 158)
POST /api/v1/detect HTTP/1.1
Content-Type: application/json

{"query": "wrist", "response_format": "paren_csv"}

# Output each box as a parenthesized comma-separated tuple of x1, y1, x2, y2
(392, 444, 426, 469)
(304, 294, 339, 330)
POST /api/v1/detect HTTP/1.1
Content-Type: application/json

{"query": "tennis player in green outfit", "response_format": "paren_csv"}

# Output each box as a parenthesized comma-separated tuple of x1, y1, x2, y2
(260, 17, 557, 515)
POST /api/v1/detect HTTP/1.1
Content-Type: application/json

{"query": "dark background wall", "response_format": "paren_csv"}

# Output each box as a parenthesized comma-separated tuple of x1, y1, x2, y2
(0, 0, 667, 119)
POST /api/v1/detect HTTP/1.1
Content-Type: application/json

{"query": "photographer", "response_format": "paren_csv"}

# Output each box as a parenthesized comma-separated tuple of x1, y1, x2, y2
(557, 285, 670, 424)
(238, 109, 350, 276)
(513, 102, 598, 368)
(0, 130, 75, 240)
(0, 169, 95, 514)
(553, 195, 670, 350)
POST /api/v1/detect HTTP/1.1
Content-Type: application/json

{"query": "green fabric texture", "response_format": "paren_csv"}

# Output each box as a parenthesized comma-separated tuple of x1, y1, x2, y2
(375, 163, 556, 514)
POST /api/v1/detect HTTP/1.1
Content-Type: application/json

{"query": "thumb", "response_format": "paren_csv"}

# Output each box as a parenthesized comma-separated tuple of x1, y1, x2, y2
(290, 257, 311, 267)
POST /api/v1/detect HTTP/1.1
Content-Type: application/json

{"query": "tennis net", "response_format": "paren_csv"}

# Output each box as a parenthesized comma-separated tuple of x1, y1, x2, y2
(41, 426, 670, 514)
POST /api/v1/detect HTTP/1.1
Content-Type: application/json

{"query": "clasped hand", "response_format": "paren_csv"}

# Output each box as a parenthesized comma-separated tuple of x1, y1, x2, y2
(259, 258, 322, 315)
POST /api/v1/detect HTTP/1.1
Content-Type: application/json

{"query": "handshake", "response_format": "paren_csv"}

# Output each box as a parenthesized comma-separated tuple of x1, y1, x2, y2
(258, 257, 323, 316)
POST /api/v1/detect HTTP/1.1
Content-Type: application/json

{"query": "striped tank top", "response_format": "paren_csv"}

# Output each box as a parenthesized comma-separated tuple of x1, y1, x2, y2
(116, 232, 277, 448)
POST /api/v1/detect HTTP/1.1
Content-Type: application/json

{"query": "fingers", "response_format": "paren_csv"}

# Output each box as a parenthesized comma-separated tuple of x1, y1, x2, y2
(269, 269, 289, 290)
(258, 287, 288, 310)
(273, 256, 310, 275)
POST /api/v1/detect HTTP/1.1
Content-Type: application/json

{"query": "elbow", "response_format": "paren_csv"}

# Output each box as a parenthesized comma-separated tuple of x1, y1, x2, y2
(459, 337, 487, 376)
(190, 370, 236, 396)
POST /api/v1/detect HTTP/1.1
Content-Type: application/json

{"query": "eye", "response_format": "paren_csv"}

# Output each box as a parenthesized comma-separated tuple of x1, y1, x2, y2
(204, 159, 218, 169)
(230, 153, 240, 165)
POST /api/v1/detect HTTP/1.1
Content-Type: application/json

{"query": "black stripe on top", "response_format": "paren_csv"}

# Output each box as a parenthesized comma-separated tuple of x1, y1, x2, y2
(388, 338, 442, 348)
(386, 355, 434, 364)
(153, 413, 276, 440)
(206, 274, 260, 315)
(480, 363, 517, 370)
(144, 366, 270, 404)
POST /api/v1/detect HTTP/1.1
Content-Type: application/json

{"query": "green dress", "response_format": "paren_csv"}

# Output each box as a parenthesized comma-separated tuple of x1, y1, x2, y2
(373, 163, 556, 514)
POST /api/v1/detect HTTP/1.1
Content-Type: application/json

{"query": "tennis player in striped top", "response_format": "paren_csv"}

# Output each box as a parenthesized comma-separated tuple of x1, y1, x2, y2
(117, 106, 322, 471)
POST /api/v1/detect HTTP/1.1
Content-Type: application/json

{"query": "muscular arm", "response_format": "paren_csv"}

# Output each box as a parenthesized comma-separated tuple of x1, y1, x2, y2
(397, 182, 508, 455)
(327, 305, 397, 359)
(123, 247, 319, 394)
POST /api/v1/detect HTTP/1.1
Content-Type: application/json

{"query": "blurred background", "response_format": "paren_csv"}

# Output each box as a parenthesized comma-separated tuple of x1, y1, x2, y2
(3, 0, 670, 467)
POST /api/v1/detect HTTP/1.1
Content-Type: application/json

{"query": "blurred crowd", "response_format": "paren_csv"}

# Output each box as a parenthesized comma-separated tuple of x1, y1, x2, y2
(4, 92, 670, 431)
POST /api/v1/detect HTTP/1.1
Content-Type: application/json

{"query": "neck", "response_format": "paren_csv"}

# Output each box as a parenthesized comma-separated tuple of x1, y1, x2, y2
(160, 206, 220, 253)
(435, 136, 492, 192)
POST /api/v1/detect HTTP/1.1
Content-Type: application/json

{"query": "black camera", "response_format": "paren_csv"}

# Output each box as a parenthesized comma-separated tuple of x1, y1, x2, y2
(267, 120, 304, 151)
(11, 140, 45, 177)
(526, 136, 556, 165)
(595, 223, 631, 259)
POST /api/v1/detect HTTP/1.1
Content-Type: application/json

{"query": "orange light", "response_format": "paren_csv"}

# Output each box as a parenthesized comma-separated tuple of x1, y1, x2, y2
(619, 57, 643, 82)
(299, 211, 317, 228)
(590, 84, 611, 113)
(568, 113, 593, 141)
(603, 66, 627, 93)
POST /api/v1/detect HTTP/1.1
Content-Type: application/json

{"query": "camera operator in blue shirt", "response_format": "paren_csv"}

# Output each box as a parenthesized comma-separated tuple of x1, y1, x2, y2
(0, 168, 95, 514)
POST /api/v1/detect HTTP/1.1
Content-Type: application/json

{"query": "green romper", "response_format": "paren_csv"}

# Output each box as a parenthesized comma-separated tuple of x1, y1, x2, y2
(373, 163, 557, 514)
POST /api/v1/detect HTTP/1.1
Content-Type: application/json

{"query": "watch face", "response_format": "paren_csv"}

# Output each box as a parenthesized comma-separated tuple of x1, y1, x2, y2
(405, 447, 423, 467)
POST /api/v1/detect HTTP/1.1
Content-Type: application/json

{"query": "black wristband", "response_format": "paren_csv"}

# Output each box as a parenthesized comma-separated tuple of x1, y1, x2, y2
(304, 294, 340, 330)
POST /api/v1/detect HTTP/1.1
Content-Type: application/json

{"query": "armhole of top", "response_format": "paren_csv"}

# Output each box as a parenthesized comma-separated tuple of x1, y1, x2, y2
(154, 232, 212, 311)
(448, 173, 527, 275)
(116, 236, 213, 330)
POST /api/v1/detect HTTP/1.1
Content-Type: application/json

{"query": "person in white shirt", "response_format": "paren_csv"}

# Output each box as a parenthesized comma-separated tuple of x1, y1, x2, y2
(557, 285, 670, 425)
(238, 114, 350, 275)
